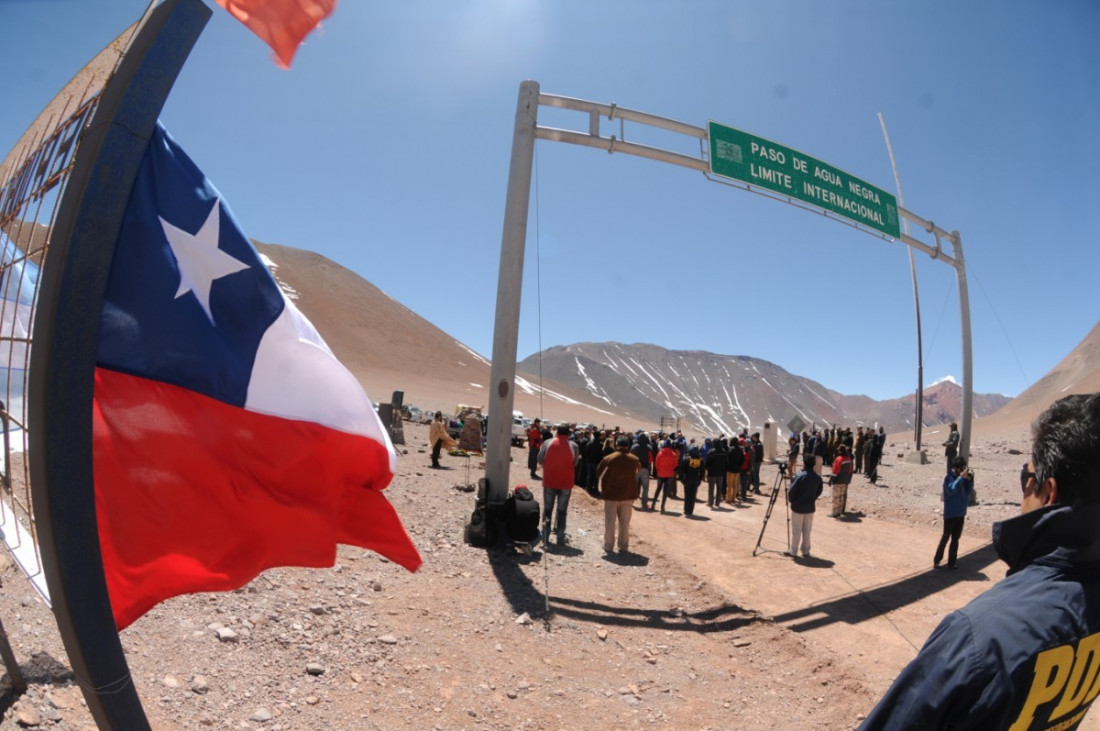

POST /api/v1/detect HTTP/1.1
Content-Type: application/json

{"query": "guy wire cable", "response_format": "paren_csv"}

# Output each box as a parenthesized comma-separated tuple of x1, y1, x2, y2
(534, 143, 551, 626)
(827, 565, 920, 652)
(964, 259, 1032, 398)
(534, 145, 545, 421)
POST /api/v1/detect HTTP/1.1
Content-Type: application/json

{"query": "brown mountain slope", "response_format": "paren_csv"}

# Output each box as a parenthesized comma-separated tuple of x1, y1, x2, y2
(973, 319, 1100, 438)
(254, 242, 620, 424)
(257, 241, 1098, 439)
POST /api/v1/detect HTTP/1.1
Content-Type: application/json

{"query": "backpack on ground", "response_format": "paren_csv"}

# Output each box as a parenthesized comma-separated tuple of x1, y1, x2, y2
(464, 477, 497, 547)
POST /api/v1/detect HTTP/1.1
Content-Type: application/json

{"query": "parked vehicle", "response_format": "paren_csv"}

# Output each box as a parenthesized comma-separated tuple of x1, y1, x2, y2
(449, 405, 483, 440)
(511, 412, 531, 447)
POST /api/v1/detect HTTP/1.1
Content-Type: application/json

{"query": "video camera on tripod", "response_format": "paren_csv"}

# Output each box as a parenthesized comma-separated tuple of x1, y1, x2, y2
(753, 462, 791, 557)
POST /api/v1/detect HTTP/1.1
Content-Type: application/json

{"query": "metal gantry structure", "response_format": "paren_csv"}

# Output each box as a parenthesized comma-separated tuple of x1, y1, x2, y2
(483, 80, 972, 509)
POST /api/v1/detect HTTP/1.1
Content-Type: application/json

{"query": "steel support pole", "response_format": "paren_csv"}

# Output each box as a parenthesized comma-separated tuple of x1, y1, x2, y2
(484, 81, 539, 509)
(27, 1, 210, 727)
(952, 231, 974, 463)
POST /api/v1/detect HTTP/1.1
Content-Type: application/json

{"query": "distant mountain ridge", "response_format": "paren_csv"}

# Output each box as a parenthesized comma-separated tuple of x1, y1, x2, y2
(518, 342, 1010, 434)
(252, 241, 1090, 437)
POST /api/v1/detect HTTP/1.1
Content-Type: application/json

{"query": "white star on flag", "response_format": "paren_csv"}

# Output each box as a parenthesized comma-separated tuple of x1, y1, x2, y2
(160, 199, 249, 325)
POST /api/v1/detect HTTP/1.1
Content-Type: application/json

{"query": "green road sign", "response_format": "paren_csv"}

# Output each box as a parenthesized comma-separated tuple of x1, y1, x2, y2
(708, 121, 900, 238)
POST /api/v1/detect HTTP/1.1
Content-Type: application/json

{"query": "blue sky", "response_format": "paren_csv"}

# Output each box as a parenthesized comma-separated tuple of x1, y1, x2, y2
(3, 1, 1098, 401)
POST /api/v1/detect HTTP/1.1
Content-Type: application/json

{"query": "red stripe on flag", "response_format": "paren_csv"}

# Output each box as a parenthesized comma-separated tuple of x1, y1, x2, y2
(93, 367, 420, 630)
(214, 0, 337, 68)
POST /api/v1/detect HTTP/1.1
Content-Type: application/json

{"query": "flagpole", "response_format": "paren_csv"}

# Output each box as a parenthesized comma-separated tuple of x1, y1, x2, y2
(877, 112, 924, 452)
(28, 1, 210, 728)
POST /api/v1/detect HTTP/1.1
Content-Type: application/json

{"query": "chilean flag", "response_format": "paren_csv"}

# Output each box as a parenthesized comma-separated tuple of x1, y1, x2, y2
(94, 123, 420, 630)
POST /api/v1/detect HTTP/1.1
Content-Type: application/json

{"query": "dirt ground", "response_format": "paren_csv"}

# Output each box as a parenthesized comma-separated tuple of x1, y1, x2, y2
(0, 420, 1096, 730)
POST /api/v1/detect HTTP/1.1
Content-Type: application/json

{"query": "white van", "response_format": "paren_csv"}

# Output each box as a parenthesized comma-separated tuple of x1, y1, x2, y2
(512, 412, 531, 447)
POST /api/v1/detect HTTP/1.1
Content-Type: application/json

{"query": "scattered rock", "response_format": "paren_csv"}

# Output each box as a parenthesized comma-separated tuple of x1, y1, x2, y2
(249, 708, 272, 722)
(216, 627, 239, 643)
(378, 635, 399, 645)
(596, 629, 608, 641)
(306, 663, 326, 676)
(15, 706, 41, 727)
(191, 676, 210, 694)
(515, 613, 531, 625)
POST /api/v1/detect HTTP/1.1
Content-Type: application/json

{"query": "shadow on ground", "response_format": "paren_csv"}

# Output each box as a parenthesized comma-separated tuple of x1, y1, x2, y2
(487, 544, 758, 634)
(773, 542, 1000, 633)
(0, 652, 72, 717)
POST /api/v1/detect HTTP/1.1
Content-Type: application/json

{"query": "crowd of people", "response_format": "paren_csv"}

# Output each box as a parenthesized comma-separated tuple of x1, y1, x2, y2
(477, 395, 1100, 729)
(511, 420, 893, 553)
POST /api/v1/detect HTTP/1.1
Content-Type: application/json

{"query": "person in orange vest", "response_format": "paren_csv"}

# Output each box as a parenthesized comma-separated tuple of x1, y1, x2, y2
(537, 424, 580, 545)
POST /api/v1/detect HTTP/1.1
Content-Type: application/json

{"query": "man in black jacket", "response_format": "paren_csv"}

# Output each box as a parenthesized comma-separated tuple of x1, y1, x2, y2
(786, 455, 822, 558)
(704, 440, 729, 509)
(811, 429, 827, 476)
(583, 430, 606, 497)
(750, 432, 765, 495)
(861, 393, 1100, 730)
(630, 433, 653, 509)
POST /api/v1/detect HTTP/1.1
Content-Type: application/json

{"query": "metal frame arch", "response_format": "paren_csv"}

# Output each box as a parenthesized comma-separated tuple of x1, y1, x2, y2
(483, 80, 972, 510)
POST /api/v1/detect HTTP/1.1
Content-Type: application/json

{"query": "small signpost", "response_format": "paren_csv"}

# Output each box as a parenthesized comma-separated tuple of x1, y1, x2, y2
(708, 121, 901, 238)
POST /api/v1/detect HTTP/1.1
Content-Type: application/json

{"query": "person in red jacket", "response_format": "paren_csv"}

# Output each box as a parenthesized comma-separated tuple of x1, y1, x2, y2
(651, 440, 680, 513)
(829, 444, 854, 517)
(739, 438, 754, 501)
(526, 418, 544, 479)
(537, 425, 580, 545)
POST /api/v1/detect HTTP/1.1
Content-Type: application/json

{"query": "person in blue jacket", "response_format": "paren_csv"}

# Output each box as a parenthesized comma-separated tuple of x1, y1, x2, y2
(861, 393, 1100, 730)
(934, 456, 973, 569)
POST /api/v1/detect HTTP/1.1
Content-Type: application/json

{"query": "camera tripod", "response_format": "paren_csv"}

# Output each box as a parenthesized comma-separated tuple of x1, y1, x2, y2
(753, 463, 791, 557)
